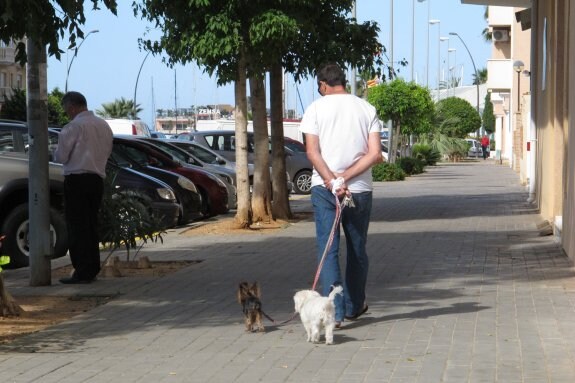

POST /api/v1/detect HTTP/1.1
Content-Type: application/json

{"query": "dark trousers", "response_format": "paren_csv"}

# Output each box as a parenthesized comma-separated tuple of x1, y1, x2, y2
(481, 145, 488, 160)
(64, 173, 104, 280)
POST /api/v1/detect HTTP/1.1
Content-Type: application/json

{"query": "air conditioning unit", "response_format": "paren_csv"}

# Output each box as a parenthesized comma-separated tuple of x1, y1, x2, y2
(492, 29, 510, 42)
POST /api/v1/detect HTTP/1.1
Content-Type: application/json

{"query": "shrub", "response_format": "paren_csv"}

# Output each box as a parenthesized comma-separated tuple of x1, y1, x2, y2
(98, 172, 166, 261)
(411, 143, 440, 166)
(372, 163, 405, 181)
(397, 157, 425, 175)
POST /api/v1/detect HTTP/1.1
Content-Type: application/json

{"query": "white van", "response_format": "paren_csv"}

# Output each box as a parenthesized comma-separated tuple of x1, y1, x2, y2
(105, 119, 151, 137)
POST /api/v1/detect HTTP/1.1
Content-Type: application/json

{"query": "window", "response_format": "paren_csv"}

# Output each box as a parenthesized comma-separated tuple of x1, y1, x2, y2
(0, 130, 15, 152)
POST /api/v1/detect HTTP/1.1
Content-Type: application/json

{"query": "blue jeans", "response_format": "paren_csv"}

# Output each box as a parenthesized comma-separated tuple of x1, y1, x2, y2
(311, 186, 372, 322)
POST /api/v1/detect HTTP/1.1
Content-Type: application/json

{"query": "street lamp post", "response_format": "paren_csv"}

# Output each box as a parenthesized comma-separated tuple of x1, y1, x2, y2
(513, 60, 524, 112)
(448, 48, 456, 96)
(440, 36, 449, 95)
(429, 20, 440, 100)
(423, 0, 431, 87)
(413, 0, 428, 81)
(65, 29, 99, 92)
(449, 32, 480, 118)
(133, 51, 151, 119)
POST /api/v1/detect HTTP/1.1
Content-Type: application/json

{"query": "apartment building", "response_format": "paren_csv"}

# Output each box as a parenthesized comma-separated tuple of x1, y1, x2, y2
(463, 0, 575, 262)
(0, 40, 26, 111)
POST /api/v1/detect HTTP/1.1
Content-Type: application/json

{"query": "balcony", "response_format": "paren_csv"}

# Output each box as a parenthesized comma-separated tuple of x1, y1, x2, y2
(461, 1, 530, 9)
(487, 59, 513, 91)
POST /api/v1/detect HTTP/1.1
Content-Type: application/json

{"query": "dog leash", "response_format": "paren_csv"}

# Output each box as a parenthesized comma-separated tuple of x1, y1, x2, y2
(262, 309, 299, 325)
(259, 180, 353, 326)
(312, 178, 354, 291)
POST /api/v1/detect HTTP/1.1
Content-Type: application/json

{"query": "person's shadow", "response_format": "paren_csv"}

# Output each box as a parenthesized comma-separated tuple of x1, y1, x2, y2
(341, 302, 489, 330)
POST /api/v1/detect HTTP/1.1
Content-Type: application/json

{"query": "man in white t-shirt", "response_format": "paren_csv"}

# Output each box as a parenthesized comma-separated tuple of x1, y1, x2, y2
(299, 63, 382, 327)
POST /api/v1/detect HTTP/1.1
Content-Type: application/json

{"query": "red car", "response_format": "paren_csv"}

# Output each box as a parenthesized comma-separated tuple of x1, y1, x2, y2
(113, 137, 229, 217)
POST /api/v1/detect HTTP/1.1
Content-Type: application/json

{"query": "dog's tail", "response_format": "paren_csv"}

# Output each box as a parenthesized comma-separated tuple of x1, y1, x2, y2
(328, 285, 343, 302)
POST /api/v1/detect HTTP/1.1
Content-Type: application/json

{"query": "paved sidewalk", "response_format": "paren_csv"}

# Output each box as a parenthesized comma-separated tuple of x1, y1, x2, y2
(2, 160, 575, 383)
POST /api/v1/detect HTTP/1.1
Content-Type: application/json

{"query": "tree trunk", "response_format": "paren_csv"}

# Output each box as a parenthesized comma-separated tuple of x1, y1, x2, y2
(233, 50, 252, 229)
(0, 275, 23, 317)
(26, 39, 51, 286)
(249, 74, 273, 223)
(269, 63, 292, 220)
(388, 120, 398, 163)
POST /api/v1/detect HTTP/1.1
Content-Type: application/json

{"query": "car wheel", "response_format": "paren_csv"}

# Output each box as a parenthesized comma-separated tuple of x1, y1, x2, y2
(294, 170, 312, 194)
(1, 203, 68, 269)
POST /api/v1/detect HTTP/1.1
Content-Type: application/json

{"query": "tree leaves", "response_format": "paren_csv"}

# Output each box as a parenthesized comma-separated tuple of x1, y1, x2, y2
(0, 0, 117, 64)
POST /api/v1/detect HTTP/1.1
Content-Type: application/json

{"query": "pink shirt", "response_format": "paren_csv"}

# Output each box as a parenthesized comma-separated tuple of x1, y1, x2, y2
(54, 110, 113, 178)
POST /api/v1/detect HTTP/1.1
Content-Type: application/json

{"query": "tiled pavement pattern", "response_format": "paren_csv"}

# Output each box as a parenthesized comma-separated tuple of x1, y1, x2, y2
(2, 160, 575, 383)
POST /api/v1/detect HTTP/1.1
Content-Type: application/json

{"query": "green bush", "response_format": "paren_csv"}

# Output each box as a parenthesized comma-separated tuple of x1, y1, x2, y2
(411, 143, 440, 166)
(397, 157, 425, 175)
(372, 163, 405, 181)
(98, 171, 166, 261)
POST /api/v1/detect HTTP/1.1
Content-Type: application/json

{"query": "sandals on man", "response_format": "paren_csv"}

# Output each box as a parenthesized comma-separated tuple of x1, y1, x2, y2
(345, 304, 368, 321)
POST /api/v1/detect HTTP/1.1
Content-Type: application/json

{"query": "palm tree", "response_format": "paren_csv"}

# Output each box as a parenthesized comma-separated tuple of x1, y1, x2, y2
(96, 97, 142, 119)
(481, 6, 492, 42)
(472, 68, 488, 85)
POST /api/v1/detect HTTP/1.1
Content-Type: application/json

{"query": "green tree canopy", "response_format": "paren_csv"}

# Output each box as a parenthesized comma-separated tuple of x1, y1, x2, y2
(435, 97, 482, 138)
(0, 1, 117, 64)
(0, 88, 68, 126)
(482, 92, 495, 134)
(367, 79, 435, 136)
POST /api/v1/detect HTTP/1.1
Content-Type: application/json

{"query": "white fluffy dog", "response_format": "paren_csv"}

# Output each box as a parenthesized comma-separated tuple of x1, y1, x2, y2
(293, 285, 343, 345)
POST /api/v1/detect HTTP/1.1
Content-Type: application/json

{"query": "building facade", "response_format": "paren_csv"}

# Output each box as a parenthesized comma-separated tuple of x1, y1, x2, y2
(463, 0, 575, 262)
(0, 40, 26, 111)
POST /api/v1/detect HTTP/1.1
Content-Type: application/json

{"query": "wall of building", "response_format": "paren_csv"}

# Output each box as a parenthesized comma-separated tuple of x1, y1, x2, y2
(0, 40, 26, 111)
(564, 0, 575, 259)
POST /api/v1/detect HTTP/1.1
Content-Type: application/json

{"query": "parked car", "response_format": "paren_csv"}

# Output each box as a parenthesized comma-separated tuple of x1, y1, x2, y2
(150, 131, 167, 139)
(0, 120, 180, 268)
(106, 163, 180, 231)
(138, 137, 238, 187)
(182, 130, 312, 194)
(112, 136, 230, 216)
(120, 136, 237, 210)
(167, 139, 247, 173)
(466, 139, 482, 158)
(108, 149, 203, 224)
(105, 119, 151, 137)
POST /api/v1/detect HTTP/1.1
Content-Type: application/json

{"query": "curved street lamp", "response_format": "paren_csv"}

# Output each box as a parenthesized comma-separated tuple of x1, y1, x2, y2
(65, 29, 99, 92)
(449, 32, 480, 117)
(133, 51, 151, 119)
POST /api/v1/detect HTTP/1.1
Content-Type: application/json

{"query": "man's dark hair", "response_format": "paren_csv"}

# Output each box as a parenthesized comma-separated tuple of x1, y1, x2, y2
(316, 63, 347, 87)
(62, 91, 87, 107)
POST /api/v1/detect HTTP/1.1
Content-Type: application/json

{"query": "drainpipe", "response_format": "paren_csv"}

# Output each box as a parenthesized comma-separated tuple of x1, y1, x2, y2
(527, 0, 537, 204)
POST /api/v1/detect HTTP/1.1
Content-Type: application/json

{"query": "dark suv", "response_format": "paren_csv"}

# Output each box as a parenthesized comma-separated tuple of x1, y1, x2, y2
(179, 130, 312, 194)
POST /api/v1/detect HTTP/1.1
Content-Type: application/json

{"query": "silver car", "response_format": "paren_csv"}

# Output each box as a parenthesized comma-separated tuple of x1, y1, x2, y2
(181, 130, 312, 194)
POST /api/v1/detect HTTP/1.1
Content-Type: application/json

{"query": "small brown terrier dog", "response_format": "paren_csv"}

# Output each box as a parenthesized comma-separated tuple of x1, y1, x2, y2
(237, 281, 265, 332)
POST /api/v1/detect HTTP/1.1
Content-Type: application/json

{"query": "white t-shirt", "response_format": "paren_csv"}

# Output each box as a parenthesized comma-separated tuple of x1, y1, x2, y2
(299, 94, 381, 193)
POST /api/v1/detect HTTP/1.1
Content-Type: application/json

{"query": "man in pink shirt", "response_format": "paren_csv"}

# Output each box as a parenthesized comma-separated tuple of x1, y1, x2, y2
(54, 91, 113, 284)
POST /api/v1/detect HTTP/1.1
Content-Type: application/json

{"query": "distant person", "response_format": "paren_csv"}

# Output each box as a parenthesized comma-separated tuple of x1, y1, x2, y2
(299, 63, 382, 327)
(481, 134, 490, 160)
(54, 91, 113, 284)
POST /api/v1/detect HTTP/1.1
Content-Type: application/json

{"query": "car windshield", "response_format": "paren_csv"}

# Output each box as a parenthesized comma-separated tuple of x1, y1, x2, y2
(174, 142, 222, 164)
(145, 139, 202, 166)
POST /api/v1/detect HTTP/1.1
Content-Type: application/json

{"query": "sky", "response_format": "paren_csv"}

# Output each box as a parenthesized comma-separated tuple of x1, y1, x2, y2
(47, 0, 491, 128)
